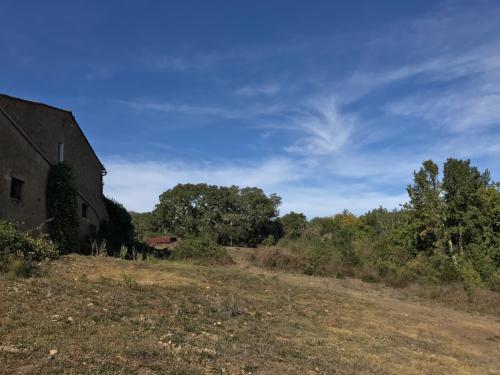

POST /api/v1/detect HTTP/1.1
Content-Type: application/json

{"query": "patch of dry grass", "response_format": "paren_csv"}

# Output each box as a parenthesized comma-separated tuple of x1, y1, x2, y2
(1, 254, 499, 374)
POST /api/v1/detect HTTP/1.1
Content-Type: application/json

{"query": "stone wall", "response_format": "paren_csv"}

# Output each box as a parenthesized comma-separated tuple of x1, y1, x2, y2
(0, 110, 50, 229)
(0, 95, 108, 236)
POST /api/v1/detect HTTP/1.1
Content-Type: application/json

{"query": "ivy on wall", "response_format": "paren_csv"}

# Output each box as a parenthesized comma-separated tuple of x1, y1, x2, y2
(99, 197, 135, 256)
(46, 162, 80, 253)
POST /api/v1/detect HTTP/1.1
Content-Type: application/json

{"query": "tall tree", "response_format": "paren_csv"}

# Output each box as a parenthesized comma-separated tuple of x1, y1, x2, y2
(405, 160, 444, 255)
(442, 158, 489, 255)
(281, 212, 307, 239)
(442, 158, 498, 278)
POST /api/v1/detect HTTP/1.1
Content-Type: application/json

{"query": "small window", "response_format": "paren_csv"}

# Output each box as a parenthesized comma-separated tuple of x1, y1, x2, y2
(58, 142, 64, 162)
(82, 203, 88, 218)
(10, 177, 24, 200)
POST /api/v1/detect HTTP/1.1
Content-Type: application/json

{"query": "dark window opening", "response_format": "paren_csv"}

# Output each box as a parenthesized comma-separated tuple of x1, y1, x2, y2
(10, 178, 24, 200)
(82, 203, 88, 218)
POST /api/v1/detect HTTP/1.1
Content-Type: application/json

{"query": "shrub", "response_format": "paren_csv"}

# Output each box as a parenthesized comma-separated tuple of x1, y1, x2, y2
(254, 247, 303, 272)
(385, 266, 412, 288)
(487, 269, 500, 292)
(459, 259, 484, 291)
(404, 254, 441, 284)
(170, 237, 233, 265)
(0, 221, 59, 277)
(119, 245, 128, 259)
(303, 243, 334, 275)
(262, 235, 277, 247)
(359, 267, 380, 283)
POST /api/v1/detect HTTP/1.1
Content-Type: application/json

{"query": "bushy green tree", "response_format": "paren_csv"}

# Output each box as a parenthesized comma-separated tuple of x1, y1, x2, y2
(281, 212, 307, 239)
(130, 211, 159, 241)
(152, 184, 281, 246)
(401, 158, 499, 287)
(405, 160, 444, 255)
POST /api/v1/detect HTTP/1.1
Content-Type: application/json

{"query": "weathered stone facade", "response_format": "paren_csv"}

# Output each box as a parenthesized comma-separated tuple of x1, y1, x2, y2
(0, 94, 108, 235)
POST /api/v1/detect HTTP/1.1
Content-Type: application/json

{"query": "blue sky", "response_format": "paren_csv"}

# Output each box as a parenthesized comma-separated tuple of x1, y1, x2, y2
(1, 1, 499, 217)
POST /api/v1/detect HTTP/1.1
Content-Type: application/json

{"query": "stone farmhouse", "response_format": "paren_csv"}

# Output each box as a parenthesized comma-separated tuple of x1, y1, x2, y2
(0, 93, 108, 235)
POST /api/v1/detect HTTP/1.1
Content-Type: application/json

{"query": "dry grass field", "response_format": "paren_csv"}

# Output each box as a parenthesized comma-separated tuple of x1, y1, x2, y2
(1, 250, 500, 374)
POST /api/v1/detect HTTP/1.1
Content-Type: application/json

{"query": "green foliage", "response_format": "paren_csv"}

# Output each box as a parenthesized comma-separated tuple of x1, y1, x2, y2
(0, 221, 59, 277)
(99, 197, 135, 256)
(280, 212, 307, 239)
(170, 237, 233, 265)
(459, 259, 484, 291)
(262, 234, 277, 247)
(402, 158, 500, 289)
(46, 162, 80, 252)
(302, 241, 335, 276)
(488, 269, 500, 292)
(254, 158, 498, 292)
(153, 183, 282, 246)
(119, 245, 128, 259)
(130, 211, 159, 241)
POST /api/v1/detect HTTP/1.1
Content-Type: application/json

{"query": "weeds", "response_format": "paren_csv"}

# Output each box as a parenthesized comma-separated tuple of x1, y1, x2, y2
(122, 274, 141, 290)
(90, 239, 107, 257)
(0, 221, 59, 277)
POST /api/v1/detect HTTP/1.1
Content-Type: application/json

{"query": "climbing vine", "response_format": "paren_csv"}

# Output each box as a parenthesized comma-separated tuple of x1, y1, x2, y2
(46, 162, 79, 252)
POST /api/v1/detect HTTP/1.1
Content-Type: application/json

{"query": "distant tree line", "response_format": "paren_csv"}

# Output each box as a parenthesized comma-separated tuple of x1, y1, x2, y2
(130, 158, 499, 291)
(260, 158, 499, 291)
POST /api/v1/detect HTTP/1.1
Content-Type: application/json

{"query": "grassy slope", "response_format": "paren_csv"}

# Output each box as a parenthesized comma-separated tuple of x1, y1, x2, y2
(1, 252, 500, 375)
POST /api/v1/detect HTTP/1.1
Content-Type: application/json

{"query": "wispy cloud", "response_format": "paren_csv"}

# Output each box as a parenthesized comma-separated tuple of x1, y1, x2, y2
(338, 2, 500, 133)
(283, 97, 355, 155)
(387, 89, 500, 132)
(140, 52, 222, 71)
(117, 99, 284, 120)
(235, 83, 281, 97)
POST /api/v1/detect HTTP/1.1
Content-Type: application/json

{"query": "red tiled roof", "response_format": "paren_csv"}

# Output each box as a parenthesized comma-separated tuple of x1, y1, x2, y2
(147, 236, 177, 246)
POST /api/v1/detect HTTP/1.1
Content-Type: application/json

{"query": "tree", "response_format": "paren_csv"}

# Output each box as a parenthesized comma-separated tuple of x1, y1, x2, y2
(442, 158, 497, 279)
(360, 207, 407, 238)
(152, 184, 282, 246)
(281, 212, 307, 239)
(480, 182, 500, 268)
(130, 211, 158, 241)
(405, 160, 444, 255)
(237, 188, 282, 245)
(442, 158, 489, 255)
(154, 183, 210, 237)
(402, 158, 499, 286)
